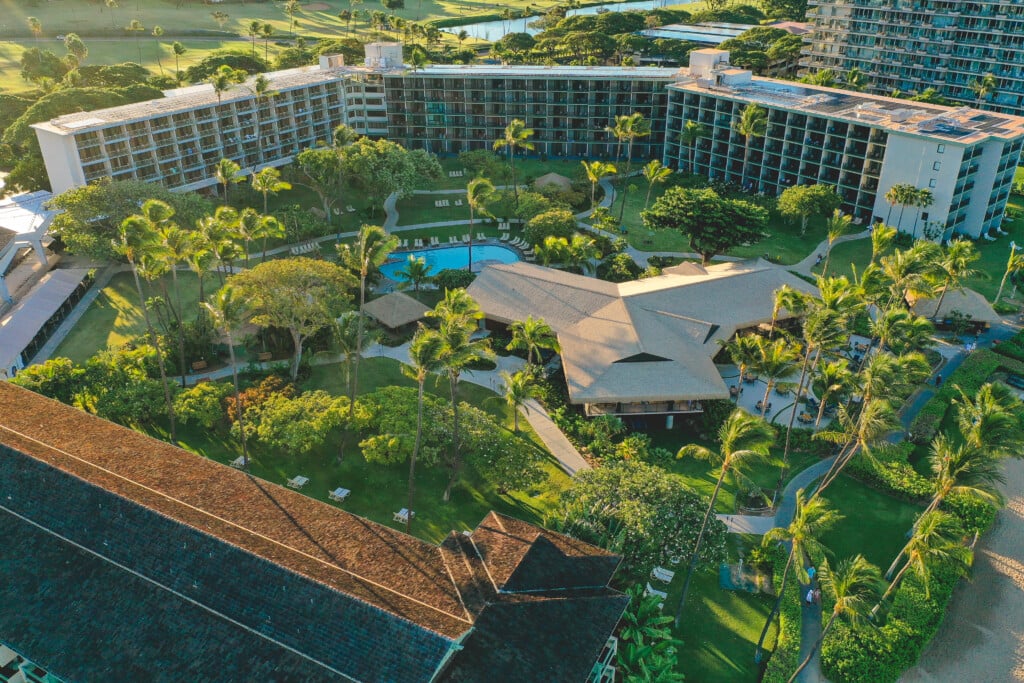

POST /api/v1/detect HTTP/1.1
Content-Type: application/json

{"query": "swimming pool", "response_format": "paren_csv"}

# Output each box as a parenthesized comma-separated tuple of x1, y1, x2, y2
(380, 244, 520, 280)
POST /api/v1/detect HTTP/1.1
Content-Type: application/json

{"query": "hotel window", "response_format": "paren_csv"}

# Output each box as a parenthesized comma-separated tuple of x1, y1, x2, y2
(936, 144, 945, 153)
(932, 161, 941, 171)
(929, 178, 937, 188)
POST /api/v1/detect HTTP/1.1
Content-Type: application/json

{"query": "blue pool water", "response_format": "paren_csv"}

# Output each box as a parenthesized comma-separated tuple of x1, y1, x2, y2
(381, 244, 520, 280)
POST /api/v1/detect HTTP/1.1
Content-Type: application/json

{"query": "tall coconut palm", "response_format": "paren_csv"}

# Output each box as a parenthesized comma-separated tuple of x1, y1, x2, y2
(252, 74, 278, 156)
(183, 232, 214, 303)
(115, 213, 177, 441)
(158, 223, 195, 387)
(125, 19, 145, 63)
(994, 246, 1024, 305)
(402, 325, 445, 531)
(198, 206, 242, 284)
(843, 66, 868, 92)
(674, 409, 775, 622)
(429, 290, 495, 501)
(751, 336, 800, 417)
(493, 119, 535, 209)
(507, 315, 559, 365)
(769, 284, 810, 337)
(880, 510, 972, 601)
(171, 41, 186, 85)
(816, 398, 900, 494)
(641, 159, 672, 210)
(215, 157, 243, 204)
(878, 241, 940, 309)
(811, 359, 854, 427)
(501, 369, 536, 433)
(787, 555, 884, 683)
(260, 23, 273, 62)
(581, 160, 617, 211)
(251, 166, 291, 216)
(608, 112, 651, 222)
(884, 185, 905, 225)
(734, 103, 767, 190)
(203, 285, 252, 467)
(722, 333, 762, 393)
(247, 19, 262, 57)
(334, 310, 374, 418)
(821, 209, 852, 275)
(930, 239, 982, 320)
(338, 225, 398, 417)
(466, 176, 495, 272)
(395, 256, 432, 292)
(924, 434, 1005, 517)
(910, 188, 934, 238)
(566, 234, 600, 275)
(151, 26, 164, 75)
(236, 208, 260, 268)
(869, 222, 897, 266)
(971, 72, 998, 109)
(26, 17, 42, 43)
(953, 383, 1023, 455)
(208, 64, 243, 106)
(755, 489, 843, 661)
(679, 120, 708, 174)
(250, 214, 284, 263)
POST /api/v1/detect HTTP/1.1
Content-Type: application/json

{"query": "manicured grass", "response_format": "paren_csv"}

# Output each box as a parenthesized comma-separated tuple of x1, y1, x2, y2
(53, 270, 203, 364)
(647, 426, 820, 514)
(157, 356, 570, 544)
(819, 475, 923, 568)
(812, 237, 875, 278)
(666, 534, 777, 682)
(395, 192, 472, 226)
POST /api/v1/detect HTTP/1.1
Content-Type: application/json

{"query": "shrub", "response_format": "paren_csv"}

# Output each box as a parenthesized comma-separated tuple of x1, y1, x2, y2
(941, 492, 997, 534)
(174, 381, 232, 429)
(433, 268, 476, 291)
(762, 543, 801, 683)
(786, 427, 834, 456)
(224, 375, 295, 423)
(992, 329, 1024, 363)
(524, 208, 576, 246)
(845, 443, 932, 502)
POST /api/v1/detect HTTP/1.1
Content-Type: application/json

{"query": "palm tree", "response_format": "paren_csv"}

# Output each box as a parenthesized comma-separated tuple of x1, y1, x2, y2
(251, 166, 290, 215)
(209, 64, 243, 106)
(115, 212, 176, 442)
(924, 434, 1005, 517)
(566, 234, 600, 275)
(337, 225, 399, 418)
(334, 310, 374, 419)
(401, 325, 445, 532)
(734, 103, 767, 191)
(641, 159, 672, 210)
(581, 160, 617, 211)
(151, 26, 165, 76)
(787, 555, 884, 683)
(260, 23, 274, 62)
(215, 158, 243, 204)
(493, 119, 535, 209)
(821, 209, 852, 275)
(910, 188, 934, 238)
(429, 290, 495, 501)
(500, 370, 536, 433)
(755, 490, 843, 661)
(283, 0, 301, 36)
(507, 315, 559, 365)
(203, 285, 251, 467)
(880, 510, 972, 605)
(884, 184, 909, 225)
(395, 256, 432, 292)
(183, 232, 214, 303)
(466, 176, 495, 272)
(768, 284, 810, 337)
(125, 19, 146, 63)
(607, 112, 651, 222)
(971, 73, 998, 109)
(930, 239, 982, 319)
(171, 41, 186, 85)
(26, 17, 42, 43)
(953, 383, 1023, 455)
(869, 222, 897, 266)
(878, 241, 940, 309)
(816, 398, 901, 494)
(722, 333, 761, 394)
(105, 0, 118, 30)
(158, 223, 194, 387)
(994, 246, 1024, 305)
(247, 19, 262, 57)
(252, 74, 278, 156)
(811, 359, 853, 427)
(674, 410, 775, 622)
(250, 214, 284, 264)
(678, 120, 708, 174)
(211, 10, 230, 30)
(409, 44, 428, 71)
(843, 67, 868, 92)
(751, 336, 800, 417)
(198, 206, 242, 284)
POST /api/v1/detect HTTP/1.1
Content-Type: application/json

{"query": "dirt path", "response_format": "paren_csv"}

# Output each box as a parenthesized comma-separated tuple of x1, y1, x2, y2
(900, 457, 1024, 682)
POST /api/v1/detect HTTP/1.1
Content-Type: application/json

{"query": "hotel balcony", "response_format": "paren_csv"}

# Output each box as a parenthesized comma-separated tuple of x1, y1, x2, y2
(584, 401, 704, 417)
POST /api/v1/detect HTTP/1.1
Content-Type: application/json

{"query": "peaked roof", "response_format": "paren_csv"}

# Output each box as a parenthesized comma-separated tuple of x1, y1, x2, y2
(363, 291, 430, 328)
(468, 259, 817, 404)
(0, 383, 626, 683)
(533, 172, 574, 191)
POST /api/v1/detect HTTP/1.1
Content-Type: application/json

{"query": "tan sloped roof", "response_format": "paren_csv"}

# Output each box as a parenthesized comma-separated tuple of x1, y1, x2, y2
(909, 288, 1001, 325)
(363, 291, 430, 328)
(468, 259, 817, 405)
(533, 172, 574, 192)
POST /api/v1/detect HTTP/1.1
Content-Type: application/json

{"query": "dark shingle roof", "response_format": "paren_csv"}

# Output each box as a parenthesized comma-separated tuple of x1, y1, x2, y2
(0, 383, 627, 683)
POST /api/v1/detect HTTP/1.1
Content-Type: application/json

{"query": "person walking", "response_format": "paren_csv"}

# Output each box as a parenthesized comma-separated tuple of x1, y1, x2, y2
(806, 588, 815, 606)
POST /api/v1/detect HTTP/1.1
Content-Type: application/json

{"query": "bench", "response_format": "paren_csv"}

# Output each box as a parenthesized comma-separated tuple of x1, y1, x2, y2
(191, 360, 208, 372)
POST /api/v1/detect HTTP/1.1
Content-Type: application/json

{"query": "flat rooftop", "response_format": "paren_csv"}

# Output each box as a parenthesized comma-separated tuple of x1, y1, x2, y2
(669, 74, 1024, 143)
(395, 64, 683, 79)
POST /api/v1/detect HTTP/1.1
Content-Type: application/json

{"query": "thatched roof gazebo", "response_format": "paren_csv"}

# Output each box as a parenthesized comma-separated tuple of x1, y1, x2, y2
(909, 288, 1001, 326)
(533, 172, 574, 193)
(363, 291, 430, 329)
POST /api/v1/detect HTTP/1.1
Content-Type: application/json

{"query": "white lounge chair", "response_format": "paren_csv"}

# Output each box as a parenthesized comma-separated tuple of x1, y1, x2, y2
(477, 232, 485, 241)
(414, 238, 423, 248)
(462, 234, 470, 243)
(644, 582, 668, 609)
(346, 205, 356, 213)
(455, 199, 463, 206)
(328, 487, 351, 502)
(651, 567, 675, 583)
(229, 456, 245, 469)
(393, 508, 415, 524)
(499, 233, 510, 242)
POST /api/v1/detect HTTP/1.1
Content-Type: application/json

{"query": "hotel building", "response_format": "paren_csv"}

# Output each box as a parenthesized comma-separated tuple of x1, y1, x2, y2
(32, 44, 1024, 240)
(801, 0, 1024, 116)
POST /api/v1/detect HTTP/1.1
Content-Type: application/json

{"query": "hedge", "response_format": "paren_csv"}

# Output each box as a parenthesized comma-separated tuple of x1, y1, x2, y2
(762, 545, 802, 683)
(992, 329, 1024, 363)
(845, 442, 932, 502)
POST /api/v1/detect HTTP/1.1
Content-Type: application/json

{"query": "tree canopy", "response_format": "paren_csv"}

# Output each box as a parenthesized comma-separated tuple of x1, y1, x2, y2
(642, 186, 768, 264)
(341, 137, 442, 210)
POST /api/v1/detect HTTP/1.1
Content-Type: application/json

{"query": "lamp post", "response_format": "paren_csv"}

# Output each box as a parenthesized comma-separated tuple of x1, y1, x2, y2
(994, 240, 1021, 304)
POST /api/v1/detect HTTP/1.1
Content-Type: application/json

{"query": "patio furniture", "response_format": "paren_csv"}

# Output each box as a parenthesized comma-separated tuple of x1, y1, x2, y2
(462, 234, 470, 243)
(651, 567, 675, 583)
(499, 233, 510, 242)
(644, 582, 668, 605)
(286, 475, 309, 489)
(854, 342, 869, 353)
(431, 236, 439, 246)
(401, 239, 409, 248)
(229, 456, 245, 468)
(455, 199, 463, 206)
(729, 385, 739, 398)
(346, 205, 356, 213)
(743, 373, 759, 384)
(798, 412, 814, 424)
(449, 235, 458, 244)
(393, 508, 415, 524)
(477, 232, 485, 241)
(669, 555, 681, 565)
(328, 487, 351, 502)
(414, 238, 423, 247)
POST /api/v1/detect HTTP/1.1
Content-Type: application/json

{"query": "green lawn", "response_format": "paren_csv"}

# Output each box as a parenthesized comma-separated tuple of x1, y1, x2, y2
(395, 192, 472, 226)
(53, 270, 203, 364)
(819, 475, 923, 568)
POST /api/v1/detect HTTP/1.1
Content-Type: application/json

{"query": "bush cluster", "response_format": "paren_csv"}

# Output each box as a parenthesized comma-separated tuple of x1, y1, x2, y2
(762, 544, 802, 683)
(992, 329, 1024, 363)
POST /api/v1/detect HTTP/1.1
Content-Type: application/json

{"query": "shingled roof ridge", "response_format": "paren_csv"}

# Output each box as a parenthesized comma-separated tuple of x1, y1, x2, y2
(0, 421, 474, 631)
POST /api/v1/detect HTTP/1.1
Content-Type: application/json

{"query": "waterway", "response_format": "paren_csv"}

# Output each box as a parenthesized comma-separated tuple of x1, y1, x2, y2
(445, 0, 694, 42)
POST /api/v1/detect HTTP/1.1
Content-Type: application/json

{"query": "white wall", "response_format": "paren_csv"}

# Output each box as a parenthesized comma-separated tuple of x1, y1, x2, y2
(962, 141, 1003, 237)
(35, 129, 85, 195)
(874, 134, 963, 239)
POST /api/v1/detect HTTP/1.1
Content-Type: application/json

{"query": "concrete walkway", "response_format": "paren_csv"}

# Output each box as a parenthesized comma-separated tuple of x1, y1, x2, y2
(790, 229, 872, 276)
